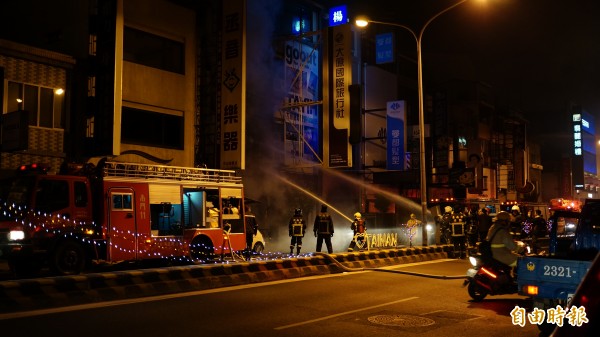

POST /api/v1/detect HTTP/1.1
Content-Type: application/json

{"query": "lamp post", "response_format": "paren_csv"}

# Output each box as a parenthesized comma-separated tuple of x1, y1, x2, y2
(356, 0, 468, 246)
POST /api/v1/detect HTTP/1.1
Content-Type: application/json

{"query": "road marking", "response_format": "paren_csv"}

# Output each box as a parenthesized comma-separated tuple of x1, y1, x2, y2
(273, 297, 419, 330)
(0, 273, 353, 320)
(0, 258, 450, 320)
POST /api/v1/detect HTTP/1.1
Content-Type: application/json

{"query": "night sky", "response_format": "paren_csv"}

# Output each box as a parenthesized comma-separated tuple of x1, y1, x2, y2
(343, 0, 600, 158)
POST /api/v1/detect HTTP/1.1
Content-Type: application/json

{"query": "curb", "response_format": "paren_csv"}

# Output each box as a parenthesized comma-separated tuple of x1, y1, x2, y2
(0, 245, 453, 313)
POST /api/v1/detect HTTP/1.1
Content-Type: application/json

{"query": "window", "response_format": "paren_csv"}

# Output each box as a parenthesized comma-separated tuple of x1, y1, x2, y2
(74, 181, 88, 207)
(121, 106, 184, 149)
(123, 26, 185, 74)
(112, 193, 133, 211)
(35, 179, 69, 213)
(6, 81, 65, 129)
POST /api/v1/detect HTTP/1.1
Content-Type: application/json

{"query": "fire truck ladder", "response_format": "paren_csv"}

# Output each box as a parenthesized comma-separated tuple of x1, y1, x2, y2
(220, 225, 245, 262)
(102, 161, 242, 184)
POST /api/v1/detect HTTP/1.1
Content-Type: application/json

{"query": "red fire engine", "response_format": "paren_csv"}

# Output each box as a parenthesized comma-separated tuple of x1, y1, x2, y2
(0, 160, 251, 276)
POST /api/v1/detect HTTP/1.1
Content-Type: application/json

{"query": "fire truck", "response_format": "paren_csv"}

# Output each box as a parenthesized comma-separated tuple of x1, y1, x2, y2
(0, 160, 257, 276)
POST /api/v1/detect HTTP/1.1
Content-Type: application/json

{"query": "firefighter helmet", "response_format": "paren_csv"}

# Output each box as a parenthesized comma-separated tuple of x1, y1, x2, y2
(444, 206, 453, 213)
(511, 205, 520, 212)
(354, 212, 362, 219)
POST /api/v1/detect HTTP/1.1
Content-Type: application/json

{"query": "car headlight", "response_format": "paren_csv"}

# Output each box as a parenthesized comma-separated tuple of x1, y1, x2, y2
(8, 230, 25, 241)
(469, 256, 478, 267)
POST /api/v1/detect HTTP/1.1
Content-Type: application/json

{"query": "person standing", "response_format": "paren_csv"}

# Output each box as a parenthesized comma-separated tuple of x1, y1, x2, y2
(406, 213, 421, 247)
(439, 206, 454, 244)
(348, 212, 367, 252)
(449, 206, 467, 259)
(313, 205, 334, 254)
(509, 205, 525, 238)
(531, 209, 548, 254)
(477, 208, 493, 243)
(244, 205, 258, 259)
(289, 208, 306, 255)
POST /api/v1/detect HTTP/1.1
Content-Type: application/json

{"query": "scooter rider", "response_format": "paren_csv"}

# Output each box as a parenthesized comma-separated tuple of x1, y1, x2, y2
(487, 211, 520, 269)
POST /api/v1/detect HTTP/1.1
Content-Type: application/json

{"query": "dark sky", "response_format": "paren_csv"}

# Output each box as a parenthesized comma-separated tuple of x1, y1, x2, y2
(343, 0, 600, 153)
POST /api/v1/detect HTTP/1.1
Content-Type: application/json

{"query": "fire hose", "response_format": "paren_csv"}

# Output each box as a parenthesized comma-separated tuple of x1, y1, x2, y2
(313, 252, 466, 280)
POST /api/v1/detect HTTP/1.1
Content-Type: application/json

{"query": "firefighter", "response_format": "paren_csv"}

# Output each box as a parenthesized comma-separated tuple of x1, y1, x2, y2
(244, 205, 258, 259)
(509, 205, 525, 238)
(289, 208, 306, 255)
(313, 205, 334, 254)
(439, 206, 454, 244)
(348, 212, 367, 252)
(449, 206, 467, 259)
(406, 213, 421, 247)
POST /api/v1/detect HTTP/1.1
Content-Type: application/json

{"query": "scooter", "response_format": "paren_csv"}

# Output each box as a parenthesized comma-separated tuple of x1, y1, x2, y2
(463, 253, 518, 301)
(464, 241, 530, 301)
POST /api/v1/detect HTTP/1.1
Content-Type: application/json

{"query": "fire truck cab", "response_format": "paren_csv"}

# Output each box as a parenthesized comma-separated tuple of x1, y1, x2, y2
(0, 160, 258, 276)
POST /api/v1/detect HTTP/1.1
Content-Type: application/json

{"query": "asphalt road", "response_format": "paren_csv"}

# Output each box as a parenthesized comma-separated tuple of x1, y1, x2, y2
(0, 259, 543, 337)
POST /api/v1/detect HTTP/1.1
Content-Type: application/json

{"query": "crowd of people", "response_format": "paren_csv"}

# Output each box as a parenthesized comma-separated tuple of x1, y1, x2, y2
(244, 202, 548, 273)
(436, 204, 549, 261)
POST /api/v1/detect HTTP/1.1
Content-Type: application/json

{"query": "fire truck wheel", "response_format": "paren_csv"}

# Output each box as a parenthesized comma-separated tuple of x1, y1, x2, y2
(50, 240, 86, 275)
(189, 237, 214, 263)
(252, 242, 264, 254)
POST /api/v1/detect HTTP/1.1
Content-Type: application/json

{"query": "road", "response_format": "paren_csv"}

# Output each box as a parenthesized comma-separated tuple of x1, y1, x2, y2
(0, 259, 542, 337)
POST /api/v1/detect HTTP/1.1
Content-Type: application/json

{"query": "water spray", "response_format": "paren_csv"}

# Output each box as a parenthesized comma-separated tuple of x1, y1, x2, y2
(274, 174, 353, 222)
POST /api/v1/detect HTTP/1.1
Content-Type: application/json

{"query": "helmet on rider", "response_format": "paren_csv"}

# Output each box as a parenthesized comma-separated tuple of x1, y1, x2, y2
(511, 205, 520, 213)
(496, 211, 511, 223)
(294, 208, 302, 216)
(444, 206, 453, 213)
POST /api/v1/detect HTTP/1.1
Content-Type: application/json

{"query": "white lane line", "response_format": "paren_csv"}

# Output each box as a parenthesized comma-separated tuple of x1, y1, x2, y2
(0, 273, 352, 320)
(0, 258, 448, 320)
(273, 296, 419, 330)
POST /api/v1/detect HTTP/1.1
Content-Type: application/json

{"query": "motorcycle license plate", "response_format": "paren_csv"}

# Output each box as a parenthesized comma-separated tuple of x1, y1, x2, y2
(466, 268, 477, 278)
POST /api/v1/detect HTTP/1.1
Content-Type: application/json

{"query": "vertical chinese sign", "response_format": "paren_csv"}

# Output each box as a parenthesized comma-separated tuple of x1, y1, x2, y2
(386, 101, 406, 171)
(327, 24, 352, 168)
(221, 0, 246, 170)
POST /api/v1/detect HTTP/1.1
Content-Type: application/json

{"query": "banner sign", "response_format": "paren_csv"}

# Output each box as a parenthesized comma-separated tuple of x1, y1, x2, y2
(220, 0, 246, 169)
(386, 100, 406, 170)
(328, 24, 352, 167)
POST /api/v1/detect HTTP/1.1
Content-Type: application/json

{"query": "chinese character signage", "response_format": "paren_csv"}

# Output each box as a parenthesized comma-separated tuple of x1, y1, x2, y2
(220, 0, 246, 169)
(386, 101, 406, 170)
(327, 23, 352, 168)
(376, 32, 394, 64)
(329, 5, 347, 27)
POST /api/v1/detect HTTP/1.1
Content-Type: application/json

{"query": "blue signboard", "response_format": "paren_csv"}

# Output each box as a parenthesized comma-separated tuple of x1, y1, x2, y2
(376, 32, 394, 64)
(329, 5, 347, 27)
(386, 101, 406, 170)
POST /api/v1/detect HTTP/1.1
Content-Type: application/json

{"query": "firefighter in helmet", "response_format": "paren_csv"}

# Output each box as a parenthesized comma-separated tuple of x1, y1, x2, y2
(406, 213, 421, 247)
(439, 206, 454, 244)
(289, 208, 306, 255)
(450, 206, 467, 259)
(313, 205, 334, 253)
(348, 212, 367, 252)
(509, 205, 525, 238)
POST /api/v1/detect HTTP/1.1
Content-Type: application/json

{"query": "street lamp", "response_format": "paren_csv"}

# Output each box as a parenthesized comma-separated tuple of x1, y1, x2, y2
(356, 0, 468, 246)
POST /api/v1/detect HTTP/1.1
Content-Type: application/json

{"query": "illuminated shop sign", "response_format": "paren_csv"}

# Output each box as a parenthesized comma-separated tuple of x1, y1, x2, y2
(329, 5, 347, 27)
(573, 113, 582, 156)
